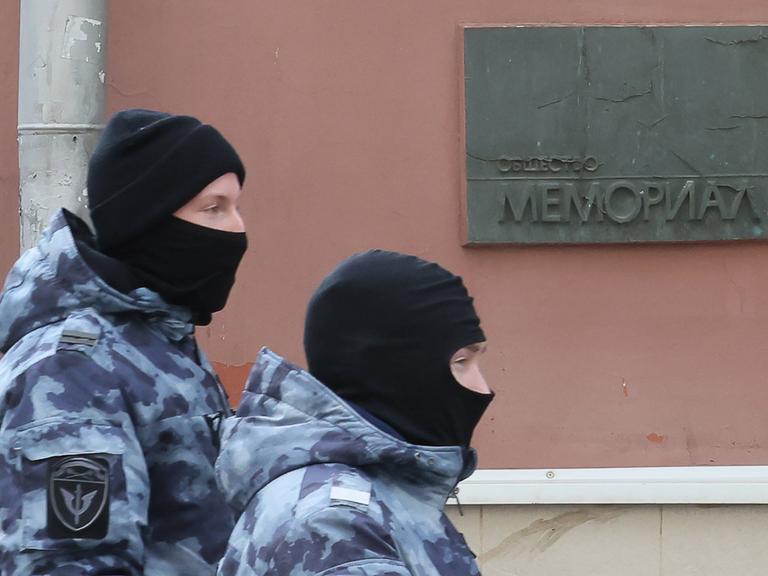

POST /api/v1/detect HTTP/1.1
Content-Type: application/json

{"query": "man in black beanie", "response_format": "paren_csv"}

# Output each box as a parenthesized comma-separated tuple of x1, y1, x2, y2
(0, 109, 246, 575)
(215, 250, 494, 575)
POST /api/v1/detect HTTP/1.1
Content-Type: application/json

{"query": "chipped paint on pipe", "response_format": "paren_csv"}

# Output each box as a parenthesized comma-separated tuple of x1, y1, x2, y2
(18, 0, 108, 252)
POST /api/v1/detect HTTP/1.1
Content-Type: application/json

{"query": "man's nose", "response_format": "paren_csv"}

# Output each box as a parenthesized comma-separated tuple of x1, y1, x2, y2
(474, 369, 492, 394)
(228, 208, 246, 233)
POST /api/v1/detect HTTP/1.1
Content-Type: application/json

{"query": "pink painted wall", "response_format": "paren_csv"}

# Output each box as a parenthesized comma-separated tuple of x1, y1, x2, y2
(0, 2, 19, 270)
(107, 1, 768, 469)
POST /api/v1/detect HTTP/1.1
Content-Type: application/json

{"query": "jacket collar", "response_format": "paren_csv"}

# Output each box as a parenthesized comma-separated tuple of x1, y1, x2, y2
(216, 347, 477, 514)
(0, 209, 193, 351)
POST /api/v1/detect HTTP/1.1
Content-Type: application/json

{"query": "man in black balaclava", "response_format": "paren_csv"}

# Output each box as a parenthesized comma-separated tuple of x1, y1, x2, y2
(304, 249, 494, 447)
(214, 250, 494, 575)
(0, 108, 246, 575)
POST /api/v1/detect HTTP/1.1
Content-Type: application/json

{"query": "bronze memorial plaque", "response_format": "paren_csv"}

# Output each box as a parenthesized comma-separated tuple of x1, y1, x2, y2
(464, 26, 768, 244)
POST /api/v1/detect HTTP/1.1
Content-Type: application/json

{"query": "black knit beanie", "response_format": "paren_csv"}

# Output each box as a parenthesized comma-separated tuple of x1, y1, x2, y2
(304, 250, 493, 447)
(87, 109, 245, 251)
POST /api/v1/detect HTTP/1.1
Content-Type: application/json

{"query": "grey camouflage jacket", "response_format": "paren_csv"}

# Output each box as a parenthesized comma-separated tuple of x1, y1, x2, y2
(0, 210, 234, 575)
(216, 348, 481, 575)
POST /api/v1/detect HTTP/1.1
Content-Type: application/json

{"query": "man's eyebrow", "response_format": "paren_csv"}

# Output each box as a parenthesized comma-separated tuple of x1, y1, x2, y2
(198, 193, 230, 205)
(466, 342, 487, 353)
(197, 188, 222, 199)
(199, 188, 240, 202)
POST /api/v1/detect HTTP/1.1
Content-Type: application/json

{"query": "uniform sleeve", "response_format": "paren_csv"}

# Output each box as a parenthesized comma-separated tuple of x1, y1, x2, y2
(0, 351, 149, 575)
(266, 505, 413, 576)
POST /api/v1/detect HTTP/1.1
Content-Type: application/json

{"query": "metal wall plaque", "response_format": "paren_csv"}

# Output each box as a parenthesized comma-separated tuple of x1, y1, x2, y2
(464, 26, 768, 244)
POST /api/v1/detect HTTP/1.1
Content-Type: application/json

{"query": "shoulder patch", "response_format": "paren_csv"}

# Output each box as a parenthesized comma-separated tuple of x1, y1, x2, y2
(59, 330, 99, 347)
(329, 473, 372, 509)
(47, 455, 110, 539)
(330, 484, 371, 506)
(56, 312, 102, 354)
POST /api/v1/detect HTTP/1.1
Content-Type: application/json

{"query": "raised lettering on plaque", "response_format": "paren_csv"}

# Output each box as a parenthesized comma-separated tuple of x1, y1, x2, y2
(464, 26, 768, 244)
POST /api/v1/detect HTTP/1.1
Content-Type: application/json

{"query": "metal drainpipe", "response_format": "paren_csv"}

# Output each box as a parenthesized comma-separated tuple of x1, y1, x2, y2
(17, 0, 108, 252)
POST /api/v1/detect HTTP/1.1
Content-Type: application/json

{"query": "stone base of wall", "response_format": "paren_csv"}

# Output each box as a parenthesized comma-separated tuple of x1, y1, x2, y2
(447, 504, 768, 575)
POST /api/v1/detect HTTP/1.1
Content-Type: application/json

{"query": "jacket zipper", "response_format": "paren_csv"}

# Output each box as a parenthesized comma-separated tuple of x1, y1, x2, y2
(449, 486, 464, 516)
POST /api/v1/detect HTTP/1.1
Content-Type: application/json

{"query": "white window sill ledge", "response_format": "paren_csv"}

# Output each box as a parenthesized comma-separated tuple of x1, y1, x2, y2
(452, 466, 768, 505)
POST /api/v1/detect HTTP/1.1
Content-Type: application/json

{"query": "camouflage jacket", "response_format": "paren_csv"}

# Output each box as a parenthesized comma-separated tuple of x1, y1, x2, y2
(216, 348, 481, 575)
(0, 210, 234, 575)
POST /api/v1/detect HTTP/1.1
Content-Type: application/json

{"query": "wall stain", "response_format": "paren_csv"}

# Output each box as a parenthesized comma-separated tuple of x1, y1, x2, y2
(479, 507, 628, 564)
(647, 432, 666, 444)
(685, 430, 698, 462)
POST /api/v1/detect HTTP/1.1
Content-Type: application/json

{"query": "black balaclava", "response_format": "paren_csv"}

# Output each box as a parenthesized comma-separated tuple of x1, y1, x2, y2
(304, 250, 494, 447)
(86, 109, 247, 324)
